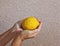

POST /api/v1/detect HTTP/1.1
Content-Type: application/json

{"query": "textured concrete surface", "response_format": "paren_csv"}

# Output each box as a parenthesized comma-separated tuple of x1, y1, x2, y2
(0, 0, 60, 46)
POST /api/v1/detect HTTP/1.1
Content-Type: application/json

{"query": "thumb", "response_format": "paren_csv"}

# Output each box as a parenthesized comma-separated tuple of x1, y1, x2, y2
(16, 24, 23, 32)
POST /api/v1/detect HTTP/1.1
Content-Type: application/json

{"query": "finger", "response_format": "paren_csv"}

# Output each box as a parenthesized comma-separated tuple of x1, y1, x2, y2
(31, 31, 38, 35)
(17, 20, 22, 26)
(38, 22, 42, 30)
(29, 32, 38, 37)
(16, 24, 23, 32)
(28, 30, 38, 36)
(35, 21, 42, 32)
(32, 32, 38, 37)
(28, 29, 39, 35)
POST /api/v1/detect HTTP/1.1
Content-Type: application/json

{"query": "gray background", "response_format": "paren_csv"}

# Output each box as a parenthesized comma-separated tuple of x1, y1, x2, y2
(0, 0, 60, 46)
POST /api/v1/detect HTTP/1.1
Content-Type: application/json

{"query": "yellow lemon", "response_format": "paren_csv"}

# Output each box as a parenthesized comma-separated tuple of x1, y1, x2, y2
(21, 16, 40, 30)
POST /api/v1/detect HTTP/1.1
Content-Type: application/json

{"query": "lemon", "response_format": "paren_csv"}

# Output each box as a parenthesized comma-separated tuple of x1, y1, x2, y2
(21, 16, 40, 30)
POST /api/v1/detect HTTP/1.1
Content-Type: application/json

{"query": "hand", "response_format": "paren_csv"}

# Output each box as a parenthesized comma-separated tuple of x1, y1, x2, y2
(13, 20, 42, 40)
(11, 20, 23, 32)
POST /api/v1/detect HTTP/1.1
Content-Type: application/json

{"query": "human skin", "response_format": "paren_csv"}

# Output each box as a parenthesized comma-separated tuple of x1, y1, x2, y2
(0, 20, 42, 46)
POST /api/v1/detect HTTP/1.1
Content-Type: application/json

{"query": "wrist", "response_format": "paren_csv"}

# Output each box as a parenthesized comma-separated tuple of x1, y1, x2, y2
(19, 35, 25, 41)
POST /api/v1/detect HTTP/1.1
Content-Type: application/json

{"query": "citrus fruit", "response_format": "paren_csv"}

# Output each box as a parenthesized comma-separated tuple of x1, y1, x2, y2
(21, 16, 40, 30)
